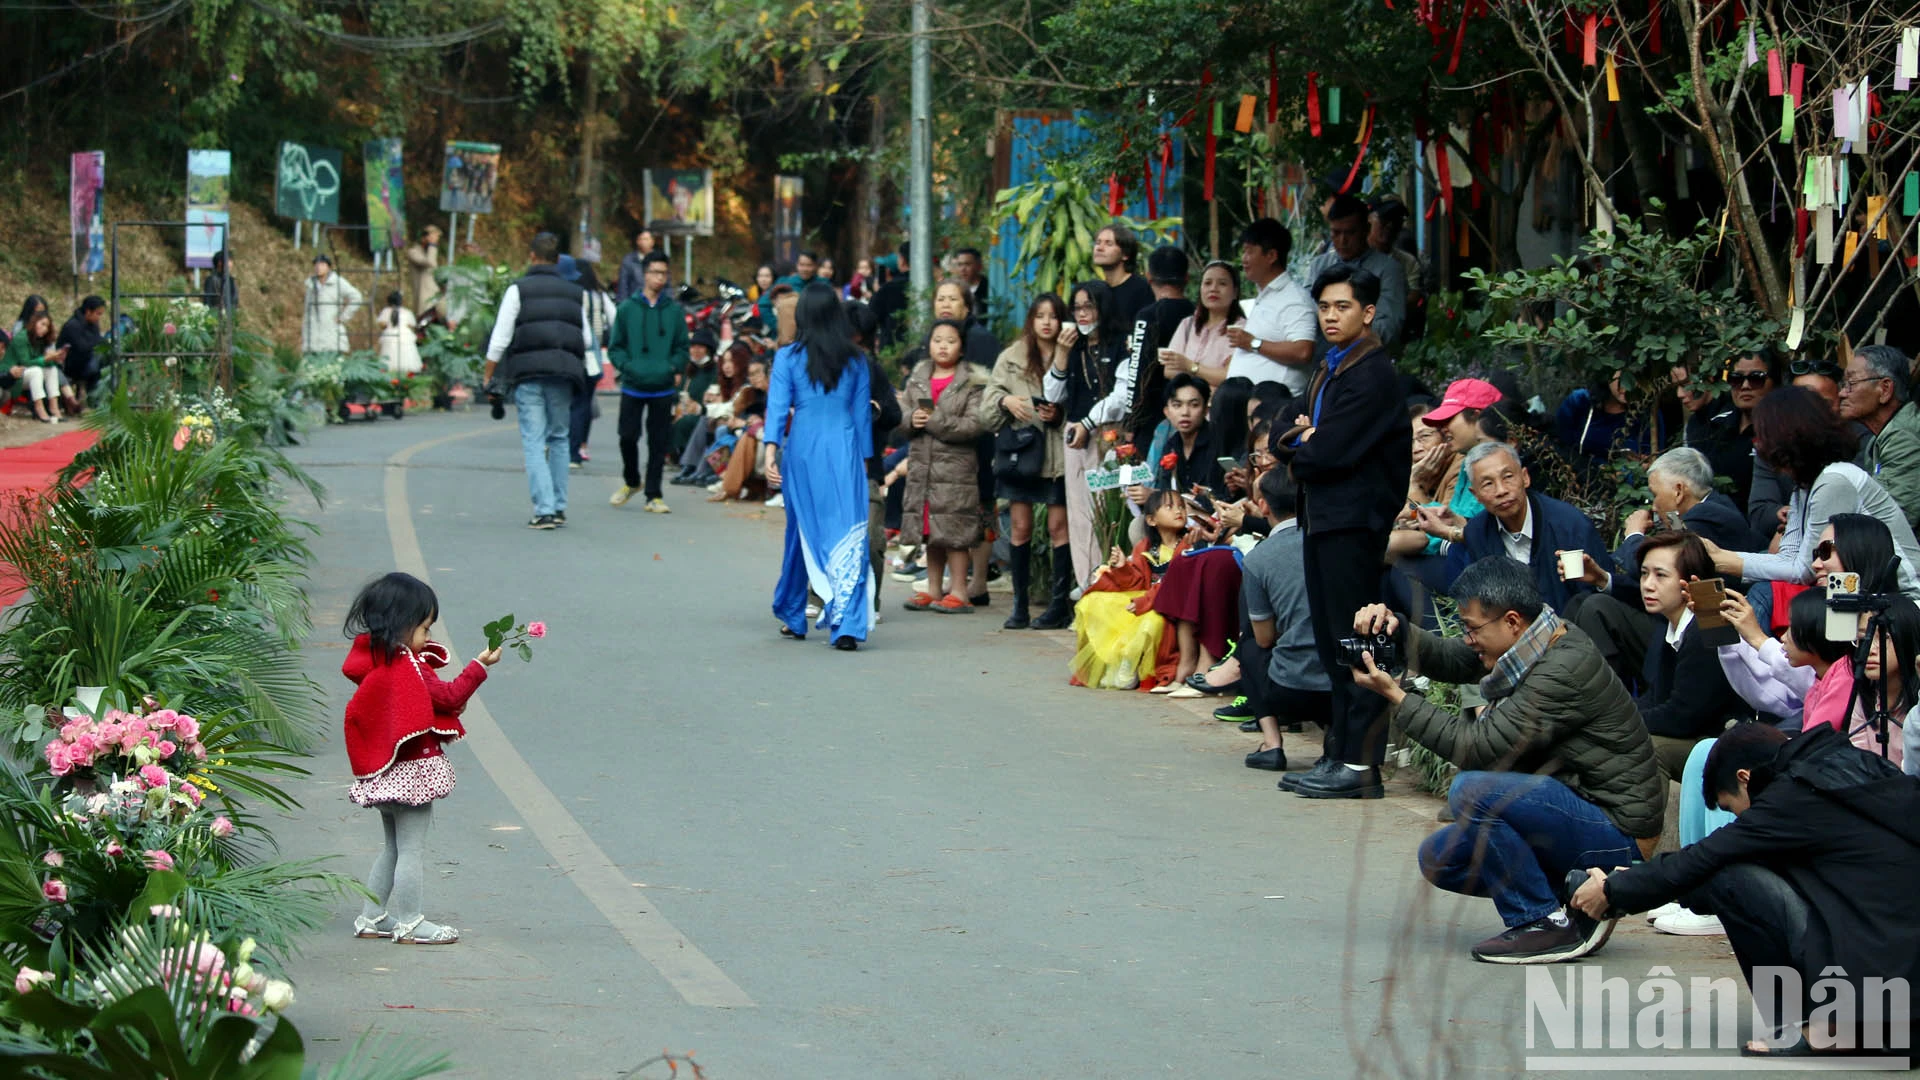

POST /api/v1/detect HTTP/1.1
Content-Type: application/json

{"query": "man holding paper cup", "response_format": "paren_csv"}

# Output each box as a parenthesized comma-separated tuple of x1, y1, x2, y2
(1440, 442, 1613, 616)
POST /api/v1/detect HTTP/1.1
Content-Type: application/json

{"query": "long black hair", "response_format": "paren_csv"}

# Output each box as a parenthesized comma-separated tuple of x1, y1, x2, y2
(1830, 512, 1901, 594)
(1209, 376, 1256, 462)
(16, 295, 47, 329)
(344, 572, 439, 663)
(795, 280, 859, 392)
(1787, 590, 1852, 665)
(1067, 279, 1125, 352)
(1854, 596, 1920, 719)
(1022, 293, 1065, 381)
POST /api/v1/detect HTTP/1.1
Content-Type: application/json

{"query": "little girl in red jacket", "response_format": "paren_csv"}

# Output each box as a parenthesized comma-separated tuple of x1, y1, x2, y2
(342, 572, 500, 945)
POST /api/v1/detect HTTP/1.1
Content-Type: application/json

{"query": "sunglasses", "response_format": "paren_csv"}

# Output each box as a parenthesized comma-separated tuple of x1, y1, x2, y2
(1789, 358, 1842, 379)
(1727, 371, 1771, 387)
(1814, 539, 1837, 561)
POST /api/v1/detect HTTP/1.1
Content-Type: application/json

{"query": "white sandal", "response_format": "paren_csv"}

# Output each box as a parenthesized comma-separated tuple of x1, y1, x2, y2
(391, 914, 459, 945)
(353, 912, 397, 939)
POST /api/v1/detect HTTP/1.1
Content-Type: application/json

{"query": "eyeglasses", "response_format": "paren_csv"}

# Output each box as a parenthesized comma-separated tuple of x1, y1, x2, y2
(1789, 358, 1842, 379)
(1727, 371, 1771, 387)
(1813, 539, 1837, 561)
(1840, 374, 1892, 394)
(1459, 614, 1505, 642)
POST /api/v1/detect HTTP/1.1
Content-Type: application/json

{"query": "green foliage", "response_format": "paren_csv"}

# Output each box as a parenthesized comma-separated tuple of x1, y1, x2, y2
(1468, 208, 1783, 396)
(991, 170, 1182, 301)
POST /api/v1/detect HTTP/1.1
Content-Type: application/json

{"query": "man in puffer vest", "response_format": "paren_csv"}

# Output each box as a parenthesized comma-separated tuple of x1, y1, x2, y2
(483, 232, 591, 530)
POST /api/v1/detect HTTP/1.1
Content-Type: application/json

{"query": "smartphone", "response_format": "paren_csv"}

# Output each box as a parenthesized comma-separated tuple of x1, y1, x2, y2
(1216, 456, 1240, 473)
(1031, 396, 1048, 411)
(1687, 578, 1728, 627)
(916, 397, 935, 410)
(1827, 572, 1864, 643)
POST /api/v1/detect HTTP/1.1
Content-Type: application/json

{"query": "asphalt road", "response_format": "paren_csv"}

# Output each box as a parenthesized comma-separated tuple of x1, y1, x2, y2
(268, 409, 1774, 1079)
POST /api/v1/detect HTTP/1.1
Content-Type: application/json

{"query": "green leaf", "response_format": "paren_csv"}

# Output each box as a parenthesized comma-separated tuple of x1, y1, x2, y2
(514, 642, 532, 663)
(128, 869, 188, 918)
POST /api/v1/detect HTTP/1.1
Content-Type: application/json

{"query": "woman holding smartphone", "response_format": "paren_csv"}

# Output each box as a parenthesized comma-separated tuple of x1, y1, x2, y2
(983, 293, 1070, 629)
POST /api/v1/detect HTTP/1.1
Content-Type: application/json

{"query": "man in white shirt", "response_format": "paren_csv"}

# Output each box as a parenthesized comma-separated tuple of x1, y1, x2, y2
(1223, 219, 1317, 393)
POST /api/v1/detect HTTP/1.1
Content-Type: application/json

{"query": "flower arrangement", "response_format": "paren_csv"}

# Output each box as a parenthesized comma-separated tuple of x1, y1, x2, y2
(482, 615, 546, 662)
(43, 706, 209, 787)
(1089, 435, 1142, 558)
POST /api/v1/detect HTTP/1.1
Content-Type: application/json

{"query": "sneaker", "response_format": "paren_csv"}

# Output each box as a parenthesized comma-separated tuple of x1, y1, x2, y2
(706, 481, 726, 495)
(528, 514, 558, 530)
(610, 485, 638, 507)
(765, 493, 785, 508)
(1651, 908, 1725, 936)
(553, 511, 567, 527)
(569, 460, 583, 470)
(645, 498, 672, 514)
(890, 563, 924, 582)
(930, 594, 973, 613)
(1470, 910, 1615, 965)
(1213, 696, 1255, 723)
(1643, 901, 1684, 923)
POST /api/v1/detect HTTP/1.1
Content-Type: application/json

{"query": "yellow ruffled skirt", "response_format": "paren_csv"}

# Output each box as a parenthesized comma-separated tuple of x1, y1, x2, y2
(1070, 590, 1166, 691)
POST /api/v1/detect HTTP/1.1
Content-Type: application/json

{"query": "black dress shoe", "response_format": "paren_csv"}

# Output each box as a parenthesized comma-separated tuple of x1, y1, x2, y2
(1244, 746, 1287, 771)
(1293, 764, 1385, 800)
(970, 592, 991, 608)
(1184, 672, 1241, 696)
(1238, 719, 1261, 733)
(832, 636, 858, 651)
(1278, 756, 1334, 792)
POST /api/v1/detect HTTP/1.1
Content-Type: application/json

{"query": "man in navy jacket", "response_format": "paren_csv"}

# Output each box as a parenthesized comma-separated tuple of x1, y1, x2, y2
(1441, 441, 1612, 610)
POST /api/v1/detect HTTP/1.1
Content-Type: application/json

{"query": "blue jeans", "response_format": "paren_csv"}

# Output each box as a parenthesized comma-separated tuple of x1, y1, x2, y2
(514, 378, 573, 516)
(1419, 771, 1638, 927)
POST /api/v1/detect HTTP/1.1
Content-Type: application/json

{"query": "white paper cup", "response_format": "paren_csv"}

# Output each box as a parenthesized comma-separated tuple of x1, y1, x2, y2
(1558, 550, 1585, 580)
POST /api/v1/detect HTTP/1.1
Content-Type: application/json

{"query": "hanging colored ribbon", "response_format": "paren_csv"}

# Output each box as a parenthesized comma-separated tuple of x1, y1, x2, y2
(1338, 105, 1376, 194)
(1766, 49, 1782, 95)
(1647, 0, 1662, 54)
(1158, 132, 1172, 210)
(1203, 97, 1217, 201)
(1107, 174, 1124, 215)
(1794, 207, 1810, 257)
(1307, 72, 1323, 137)
(1447, 1, 1472, 75)
(1267, 47, 1279, 125)
(1435, 130, 1455, 216)
(1582, 13, 1598, 66)
(1605, 53, 1620, 101)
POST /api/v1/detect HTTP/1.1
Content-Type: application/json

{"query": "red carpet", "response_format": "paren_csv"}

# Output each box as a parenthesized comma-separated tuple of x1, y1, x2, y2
(0, 428, 99, 607)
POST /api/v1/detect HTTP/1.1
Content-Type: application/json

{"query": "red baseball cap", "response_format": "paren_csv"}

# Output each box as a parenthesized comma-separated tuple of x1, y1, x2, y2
(1423, 378, 1503, 425)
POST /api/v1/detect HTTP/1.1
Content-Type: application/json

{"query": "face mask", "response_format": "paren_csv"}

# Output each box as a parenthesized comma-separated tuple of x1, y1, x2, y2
(1075, 321, 1096, 336)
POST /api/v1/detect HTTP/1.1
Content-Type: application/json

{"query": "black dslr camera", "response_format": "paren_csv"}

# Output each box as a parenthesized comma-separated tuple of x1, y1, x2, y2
(1336, 631, 1401, 671)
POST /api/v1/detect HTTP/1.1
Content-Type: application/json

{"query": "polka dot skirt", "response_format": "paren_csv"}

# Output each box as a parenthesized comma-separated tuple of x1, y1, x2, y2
(349, 756, 456, 807)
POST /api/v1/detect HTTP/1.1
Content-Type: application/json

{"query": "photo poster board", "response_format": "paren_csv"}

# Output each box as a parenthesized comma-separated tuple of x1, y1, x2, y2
(643, 168, 715, 236)
(439, 140, 501, 215)
(273, 141, 343, 224)
(773, 175, 804, 266)
(365, 139, 408, 252)
(70, 151, 105, 276)
(185, 149, 232, 269)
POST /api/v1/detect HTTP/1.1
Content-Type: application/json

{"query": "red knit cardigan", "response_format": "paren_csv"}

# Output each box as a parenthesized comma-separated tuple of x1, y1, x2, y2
(342, 635, 485, 779)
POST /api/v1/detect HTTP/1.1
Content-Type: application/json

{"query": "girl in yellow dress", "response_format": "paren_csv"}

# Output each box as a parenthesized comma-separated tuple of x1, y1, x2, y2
(1070, 490, 1188, 691)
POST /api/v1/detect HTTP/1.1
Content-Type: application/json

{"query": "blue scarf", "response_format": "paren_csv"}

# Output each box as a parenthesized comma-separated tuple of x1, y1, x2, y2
(1310, 340, 1360, 428)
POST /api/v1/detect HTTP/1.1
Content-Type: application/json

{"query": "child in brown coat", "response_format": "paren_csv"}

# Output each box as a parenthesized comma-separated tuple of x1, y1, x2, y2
(899, 319, 988, 612)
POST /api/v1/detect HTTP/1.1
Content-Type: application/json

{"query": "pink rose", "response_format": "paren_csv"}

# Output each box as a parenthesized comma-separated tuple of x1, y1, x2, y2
(42, 879, 66, 903)
(163, 322, 177, 336)
(180, 783, 204, 805)
(527, 621, 547, 638)
(13, 966, 51, 994)
(44, 744, 71, 776)
(41, 851, 62, 868)
(104, 841, 124, 857)
(139, 764, 169, 789)
(69, 733, 97, 763)
(146, 709, 178, 730)
(171, 715, 199, 741)
(58, 720, 86, 743)
(157, 740, 177, 758)
(143, 850, 174, 872)
(210, 815, 234, 838)
(94, 721, 122, 747)
(190, 744, 207, 761)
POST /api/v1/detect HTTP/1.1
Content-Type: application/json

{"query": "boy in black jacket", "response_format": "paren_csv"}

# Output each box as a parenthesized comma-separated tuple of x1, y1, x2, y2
(1574, 724, 1920, 1056)
(1283, 266, 1411, 799)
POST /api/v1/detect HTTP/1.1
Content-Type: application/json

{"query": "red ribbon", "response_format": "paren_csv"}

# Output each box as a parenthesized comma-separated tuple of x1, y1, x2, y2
(1202, 96, 1217, 200)
(1795, 208, 1810, 257)
(1158, 132, 1172, 209)
(1339, 105, 1377, 194)
(1582, 13, 1598, 66)
(1447, 3, 1471, 74)
(1647, 0, 1662, 54)
(1307, 72, 1322, 137)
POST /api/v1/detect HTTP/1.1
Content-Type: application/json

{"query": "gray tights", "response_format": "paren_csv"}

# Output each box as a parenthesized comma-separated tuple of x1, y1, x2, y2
(360, 803, 434, 927)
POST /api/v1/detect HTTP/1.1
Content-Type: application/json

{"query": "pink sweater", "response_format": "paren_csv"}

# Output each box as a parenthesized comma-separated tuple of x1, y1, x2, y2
(1801, 659, 1855, 735)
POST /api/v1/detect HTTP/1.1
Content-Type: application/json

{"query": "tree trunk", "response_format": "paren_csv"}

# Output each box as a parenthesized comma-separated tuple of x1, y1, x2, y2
(853, 94, 884, 266)
(1615, 83, 1671, 235)
(572, 50, 601, 259)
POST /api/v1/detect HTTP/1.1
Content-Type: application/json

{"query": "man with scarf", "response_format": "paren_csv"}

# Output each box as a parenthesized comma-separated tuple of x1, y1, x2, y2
(1349, 556, 1667, 964)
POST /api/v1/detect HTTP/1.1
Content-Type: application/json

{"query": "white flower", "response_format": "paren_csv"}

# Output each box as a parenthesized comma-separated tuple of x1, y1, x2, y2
(235, 937, 256, 964)
(260, 979, 295, 1011)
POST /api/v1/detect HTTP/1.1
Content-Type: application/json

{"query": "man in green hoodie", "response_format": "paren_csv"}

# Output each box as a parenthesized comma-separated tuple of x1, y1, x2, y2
(608, 251, 689, 513)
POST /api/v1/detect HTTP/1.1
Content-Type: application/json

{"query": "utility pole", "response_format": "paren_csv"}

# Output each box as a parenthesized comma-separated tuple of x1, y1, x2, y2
(909, 0, 932, 301)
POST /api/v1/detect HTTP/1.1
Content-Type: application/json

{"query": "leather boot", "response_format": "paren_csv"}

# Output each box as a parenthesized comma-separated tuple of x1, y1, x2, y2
(1002, 543, 1032, 629)
(1029, 543, 1075, 629)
